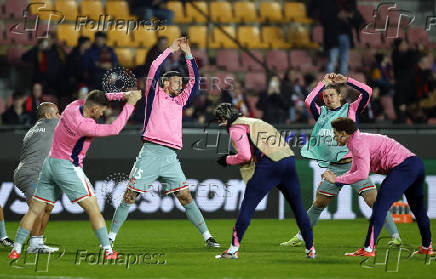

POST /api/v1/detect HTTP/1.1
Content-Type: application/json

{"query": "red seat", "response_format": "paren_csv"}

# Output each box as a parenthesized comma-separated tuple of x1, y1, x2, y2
(266, 50, 288, 71)
(4, 0, 28, 19)
(289, 50, 313, 70)
(191, 49, 209, 67)
(6, 47, 27, 63)
(5, 23, 32, 44)
(241, 50, 264, 71)
(357, 5, 376, 25)
(407, 28, 428, 46)
(216, 50, 242, 71)
(312, 25, 323, 45)
(348, 50, 362, 71)
(355, 30, 382, 48)
(348, 72, 365, 83)
(245, 72, 266, 93)
(214, 71, 236, 90)
(383, 28, 405, 47)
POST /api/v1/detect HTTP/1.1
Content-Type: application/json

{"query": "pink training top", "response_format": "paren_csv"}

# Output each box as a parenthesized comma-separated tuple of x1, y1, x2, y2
(336, 131, 415, 185)
(226, 124, 253, 165)
(305, 77, 372, 159)
(140, 48, 199, 150)
(49, 93, 134, 167)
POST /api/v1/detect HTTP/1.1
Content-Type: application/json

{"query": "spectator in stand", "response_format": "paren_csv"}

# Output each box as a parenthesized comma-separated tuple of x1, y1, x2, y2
(392, 38, 418, 123)
(2, 92, 32, 125)
(282, 70, 312, 123)
(66, 37, 91, 93)
(82, 32, 119, 90)
(135, 37, 169, 78)
(23, 83, 44, 124)
(256, 75, 291, 124)
(314, 0, 362, 75)
(22, 32, 66, 97)
(220, 80, 250, 117)
(128, 0, 174, 25)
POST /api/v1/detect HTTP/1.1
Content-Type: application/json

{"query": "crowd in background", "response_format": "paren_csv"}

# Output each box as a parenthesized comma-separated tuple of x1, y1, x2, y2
(1, 0, 435, 126)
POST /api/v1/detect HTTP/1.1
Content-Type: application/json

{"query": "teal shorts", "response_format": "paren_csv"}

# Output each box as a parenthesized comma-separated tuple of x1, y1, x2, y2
(33, 157, 95, 204)
(318, 162, 375, 197)
(127, 141, 188, 194)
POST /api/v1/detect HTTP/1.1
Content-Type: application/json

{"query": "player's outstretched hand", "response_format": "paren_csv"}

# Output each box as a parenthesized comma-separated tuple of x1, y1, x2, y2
(323, 73, 336, 86)
(333, 74, 347, 84)
(321, 170, 337, 184)
(179, 38, 191, 56)
(126, 90, 142, 106)
(169, 37, 184, 53)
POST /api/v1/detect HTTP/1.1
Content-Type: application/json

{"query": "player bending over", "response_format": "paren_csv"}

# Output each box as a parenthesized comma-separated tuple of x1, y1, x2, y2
(109, 37, 220, 248)
(8, 90, 141, 260)
(281, 73, 401, 247)
(13, 102, 60, 253)
(214, 103, 315, 259)
(322, 117, 432, 257)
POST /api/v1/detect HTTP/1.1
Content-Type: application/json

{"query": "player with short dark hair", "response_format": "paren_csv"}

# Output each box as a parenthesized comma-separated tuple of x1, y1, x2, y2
(13, 102, 60, 253)
(214, 103, 315, 259)
(8, 90, 142, 260)
(322, 117, 433, 257)
(281, 73, 401, 248)
(109, 38, 220, 248)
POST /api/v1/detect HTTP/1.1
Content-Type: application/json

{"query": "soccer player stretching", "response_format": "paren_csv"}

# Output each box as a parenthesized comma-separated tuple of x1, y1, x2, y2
(214, 103, 314, 259)
(281, 73, 401, 247)
(322, 117, 432, 257)
(9, 90, 141, 259)
(109, 38, 220, 248)
(14, 102, 60, 253)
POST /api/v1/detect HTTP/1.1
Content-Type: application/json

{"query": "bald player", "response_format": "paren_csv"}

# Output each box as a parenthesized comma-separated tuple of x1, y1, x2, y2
(13, 102, 60, 253)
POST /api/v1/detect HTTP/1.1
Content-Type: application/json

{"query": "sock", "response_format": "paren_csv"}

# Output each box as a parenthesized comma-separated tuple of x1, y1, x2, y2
(364, 246, 373, 253)
(108, 231, 117, 241)
(384, 213, 400, 238)
(184, 201, 209, 237)
(296, 205, 324, 241)
(227, 244, 239, 254)
(202, 231, 212, 241)
(94, 227, 112, 254)
(14, 227, 30, 253)
(30, 236, 43, 247)
(110, 201, 132, 235)
(392, 233, 400, 240)
(0, 220, 7, 239)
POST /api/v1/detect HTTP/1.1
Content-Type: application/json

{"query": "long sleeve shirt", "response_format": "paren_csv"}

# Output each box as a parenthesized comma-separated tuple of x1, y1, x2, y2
(140, 48, 199, 150)
(49, 93, 134, 167)
(305, 77, 372, 122)
(335, 131, 415, 185)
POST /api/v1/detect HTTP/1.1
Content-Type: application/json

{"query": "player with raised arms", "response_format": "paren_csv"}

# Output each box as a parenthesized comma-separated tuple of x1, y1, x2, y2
(8, 89, 141, 260)
(281, 73, 401, 247)
(214, 103, 315, 259)
(322, 117, 432, 256)
(109, 37, 220, 248)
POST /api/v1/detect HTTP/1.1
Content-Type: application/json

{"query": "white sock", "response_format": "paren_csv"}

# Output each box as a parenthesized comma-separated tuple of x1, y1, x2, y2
(14, 242, 23, 254)
(108, 232, 117, 241)
(0, 236, 8, 241)
(202, 231, 212, 241)
(305, 247, 315, 253)
(103, 245, 113, 254)
(392, 233, 400, 240)
(296, 232, 303, 241)
(364, 246, 373, 253)
(227, 245, 239, 254)
(30, 236, 43, 248)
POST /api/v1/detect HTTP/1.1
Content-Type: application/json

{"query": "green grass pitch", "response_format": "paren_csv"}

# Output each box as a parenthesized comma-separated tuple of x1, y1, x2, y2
(1, 219, 435, 279)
